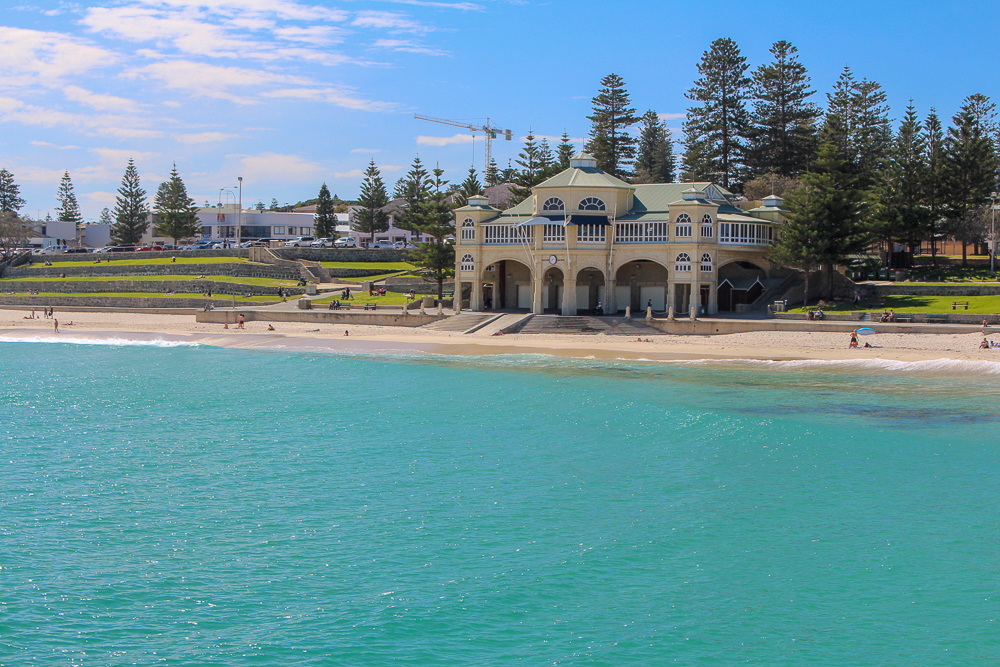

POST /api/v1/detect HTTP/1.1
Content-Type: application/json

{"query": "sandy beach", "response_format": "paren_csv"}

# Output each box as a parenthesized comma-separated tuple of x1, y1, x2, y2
(2, 308, 998, 364)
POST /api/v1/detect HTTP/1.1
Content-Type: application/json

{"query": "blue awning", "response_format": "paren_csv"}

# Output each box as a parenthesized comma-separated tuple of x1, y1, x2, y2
(568, 214, 610, 226)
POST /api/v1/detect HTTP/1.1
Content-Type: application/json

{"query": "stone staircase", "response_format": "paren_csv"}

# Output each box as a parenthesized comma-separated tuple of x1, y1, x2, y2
(420, 312, 495, 332)
(517, 315, 665, 335)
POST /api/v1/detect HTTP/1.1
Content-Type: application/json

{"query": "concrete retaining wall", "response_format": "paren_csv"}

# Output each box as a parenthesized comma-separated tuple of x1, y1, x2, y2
(195, 310, 442, 327)
(0, 295, 228, 309)
(6, 263, 300, 280)
(0, 280, 306, 297)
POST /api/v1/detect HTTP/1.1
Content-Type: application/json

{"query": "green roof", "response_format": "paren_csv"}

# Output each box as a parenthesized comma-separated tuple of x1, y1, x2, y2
(534, 166, 633, 190)
(630, 182, 716, 212)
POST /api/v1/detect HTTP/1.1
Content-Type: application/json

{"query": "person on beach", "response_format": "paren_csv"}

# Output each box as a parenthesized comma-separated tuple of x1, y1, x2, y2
(344, 330, 349, 336)
(267, 324, 275, 331)
(238, 314, 245, 329)
(849, 330, 859, 348)
(983, 317, 989, 331)
(981, 338, 990, 349)
(53, 319, 58, 333)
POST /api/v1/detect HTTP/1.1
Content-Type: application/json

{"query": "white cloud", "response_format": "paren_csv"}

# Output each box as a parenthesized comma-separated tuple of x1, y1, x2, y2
(352, 11, 431, 33)
(263, 87, 396, 112)
(177, 131, 240, 144)
(658, 112, 686, 120)
(373, 39, 448, 56)
(231, 152, 325, 183)
(382, 0, 483, 9)
(64, 86, 140, 113)
(274, 25, 346, 46)
(31, 141, 80, 150)
(334, 169, 365, 179)
(0, 27, 115, 90)
(0, 96, 164, 139)
(350, 147, 382, 153)
(129, 61, 308, 103)
(535, 134, 585, 144)
(83, 191, 117, 203)
(91, 148, 160, 165)
(417, 133, 475, 146)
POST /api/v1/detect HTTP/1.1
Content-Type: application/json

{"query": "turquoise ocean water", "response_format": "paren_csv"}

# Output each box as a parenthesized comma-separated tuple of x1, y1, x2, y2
(1, 338, 999, 666)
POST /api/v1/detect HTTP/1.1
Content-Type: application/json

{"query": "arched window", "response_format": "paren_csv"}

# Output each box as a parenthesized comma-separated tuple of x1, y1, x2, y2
(578, 197, 606, 211)
(675, 213, 692, 238)
(675, 252, 692, 272)
(701, 214, 713, 238)
(460, 254, 475, 272)
(701, 253, 713, 272)
(461, 218, 475, 241)
(542, 197, 564, 211)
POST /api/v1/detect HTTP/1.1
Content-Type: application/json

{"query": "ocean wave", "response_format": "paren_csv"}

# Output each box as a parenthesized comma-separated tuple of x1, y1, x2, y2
(0, 335, 200, 348)
(640, 356, 1000, 375)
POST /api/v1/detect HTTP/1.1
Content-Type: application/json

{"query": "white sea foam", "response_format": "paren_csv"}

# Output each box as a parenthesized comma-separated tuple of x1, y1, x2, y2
(0, 335, 199, 348)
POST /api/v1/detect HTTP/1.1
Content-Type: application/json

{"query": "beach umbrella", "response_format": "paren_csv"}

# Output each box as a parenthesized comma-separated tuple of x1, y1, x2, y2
(857, 327, 876, 336)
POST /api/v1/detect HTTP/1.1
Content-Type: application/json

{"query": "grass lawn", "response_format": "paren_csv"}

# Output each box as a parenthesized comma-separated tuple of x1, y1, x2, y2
(312, 290, 413, 306)
(1, 274, 298, 287)
(318, 261, 417, 271)
(789, 294, 1000, 314)
(0, 291, 285, 304)
(23, 256, 253, 269)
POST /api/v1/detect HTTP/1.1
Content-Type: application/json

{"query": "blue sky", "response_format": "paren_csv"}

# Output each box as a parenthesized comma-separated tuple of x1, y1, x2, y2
(2, 0, 998, 220)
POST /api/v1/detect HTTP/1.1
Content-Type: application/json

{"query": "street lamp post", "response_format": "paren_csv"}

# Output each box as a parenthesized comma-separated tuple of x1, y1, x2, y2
(237, 176, 243, 252)
(992, 192, 998, 279)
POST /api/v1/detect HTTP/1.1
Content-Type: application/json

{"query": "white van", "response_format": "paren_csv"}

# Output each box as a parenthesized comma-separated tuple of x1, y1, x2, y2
(334, 237, 357, 248)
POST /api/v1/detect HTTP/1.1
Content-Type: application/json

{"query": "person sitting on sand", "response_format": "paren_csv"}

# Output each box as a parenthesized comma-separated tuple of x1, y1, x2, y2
(492, 329, 504, 336)
(849, 331, 859, 348)
(981, 338, 990, 349)
(344, 330, 349, 336)
(863, 341, 872, 348)
(267, 324, 275, 331)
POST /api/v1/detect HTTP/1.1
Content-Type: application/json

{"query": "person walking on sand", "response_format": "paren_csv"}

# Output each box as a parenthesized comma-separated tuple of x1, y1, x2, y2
(238, 313, 245, 329)
(53, 319, 58, 333)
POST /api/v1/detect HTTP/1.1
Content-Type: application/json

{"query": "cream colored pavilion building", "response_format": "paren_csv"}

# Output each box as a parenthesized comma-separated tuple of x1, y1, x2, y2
(454, 153, 789, 316)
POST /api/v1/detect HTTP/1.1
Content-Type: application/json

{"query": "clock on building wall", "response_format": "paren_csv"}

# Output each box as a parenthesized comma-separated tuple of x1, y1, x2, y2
(548, 254, 558, 265)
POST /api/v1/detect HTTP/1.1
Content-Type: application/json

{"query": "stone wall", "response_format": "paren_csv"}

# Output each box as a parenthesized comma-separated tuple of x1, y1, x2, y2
(6, 263, 299, 280)
(25, 249, 244, 264)
(273, 248, 407, 262)
(195, 310, 442, 327)
(0, 280, 306, 297)
(866, 284, 1000, 297)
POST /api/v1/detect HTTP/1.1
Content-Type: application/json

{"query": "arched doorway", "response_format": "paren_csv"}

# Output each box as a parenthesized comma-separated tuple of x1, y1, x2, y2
(482, 259, 532, 310)
(717, 261, 768, 312)
(614, 260, 669, 313)
(543, 267, 564, 313)
(576, 267, 606, 315)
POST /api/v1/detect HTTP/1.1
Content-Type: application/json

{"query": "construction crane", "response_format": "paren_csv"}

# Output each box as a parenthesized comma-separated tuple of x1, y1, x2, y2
(414, 114, 512, 176)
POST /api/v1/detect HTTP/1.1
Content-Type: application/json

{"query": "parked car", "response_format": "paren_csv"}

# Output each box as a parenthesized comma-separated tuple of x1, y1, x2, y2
(193, 242, 214, 249)
(393, 241, 417, 250)
(333, 237, 357, 248)
(110, 245, 136, 252)
(311, 238, 336, 248)
(284, 236, 315, 247)
(369, 241, 391, 249)
(63, 247, 89, 254)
